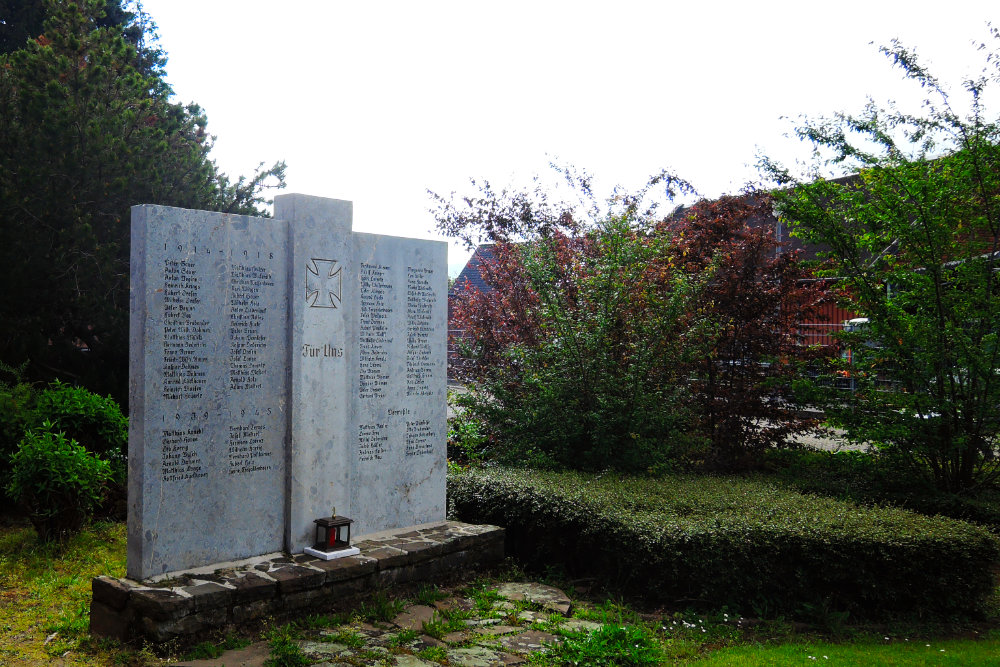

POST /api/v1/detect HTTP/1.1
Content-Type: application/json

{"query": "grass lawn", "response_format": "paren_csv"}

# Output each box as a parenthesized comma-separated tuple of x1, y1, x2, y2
(0, 517, 127, 665)
(692, 637, 1000, 666)
(1, 514, 999, 665)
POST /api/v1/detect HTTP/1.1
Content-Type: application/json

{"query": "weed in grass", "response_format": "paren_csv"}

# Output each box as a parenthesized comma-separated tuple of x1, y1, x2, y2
(422, 609, 472, 640)
(799, 600, 852, 635)
(459, 575, 503, 596)
(387, 628, 420, 647)
(421, 616, 451, 640)
(264, 624, 308, 667)
(573, 598, 642, 626)
(218, 632, 252, 653)
(466, 584, 505, 614)
(320, 628, 365, 648)
(546, 612, 565, 626)
(543, 623, 663, 666)
(102, 641, 159, 666)
(416, 583, 448, 606)
(356, 591, 406, 623)
(185, 641, 225, 660)
(295, 611, 350, 630)
(417, 645, 449, 663)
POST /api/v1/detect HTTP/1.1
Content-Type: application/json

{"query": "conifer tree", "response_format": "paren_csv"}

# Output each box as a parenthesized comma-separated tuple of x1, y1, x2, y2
(0, 0, 285, 403)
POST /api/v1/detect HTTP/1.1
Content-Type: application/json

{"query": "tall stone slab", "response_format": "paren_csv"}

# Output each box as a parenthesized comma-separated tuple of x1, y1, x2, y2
(128, 195, 449, 576)
(351, 234, 448, 534)
(275, 194, 355, 553)
(128, 206, 288, 579)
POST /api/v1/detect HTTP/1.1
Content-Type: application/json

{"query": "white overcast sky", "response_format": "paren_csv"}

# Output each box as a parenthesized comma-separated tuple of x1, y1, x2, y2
(140, 1, 996, 276)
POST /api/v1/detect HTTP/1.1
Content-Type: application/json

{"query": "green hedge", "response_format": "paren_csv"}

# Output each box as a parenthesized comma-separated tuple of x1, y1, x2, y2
(448, 467, 1000, 619)
(763, 449, 1000, 532)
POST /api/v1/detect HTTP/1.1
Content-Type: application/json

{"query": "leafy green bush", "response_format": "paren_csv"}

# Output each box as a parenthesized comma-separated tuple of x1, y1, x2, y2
(447, 407, 488, 465)
(545, 624, 664, 667)
(0, 360, 39, 495)
(7, 423, 111, 541)
(32, 381, 127, 469)
(450, 216, 707, 473)
(448, 467, 1000, 619)
(763, 37, 1000, 492)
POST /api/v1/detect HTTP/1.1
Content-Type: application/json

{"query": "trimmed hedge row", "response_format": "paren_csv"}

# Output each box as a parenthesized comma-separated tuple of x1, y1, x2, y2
(764, 449, 1000, 532)
(448, 467, 1000, 618)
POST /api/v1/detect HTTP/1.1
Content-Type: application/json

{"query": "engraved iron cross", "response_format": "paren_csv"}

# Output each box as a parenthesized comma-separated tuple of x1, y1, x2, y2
(305, 259, 342, 308)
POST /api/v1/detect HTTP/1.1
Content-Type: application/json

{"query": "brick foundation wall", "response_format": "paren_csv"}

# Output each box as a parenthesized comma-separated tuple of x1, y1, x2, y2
(90, 521, 504, 643)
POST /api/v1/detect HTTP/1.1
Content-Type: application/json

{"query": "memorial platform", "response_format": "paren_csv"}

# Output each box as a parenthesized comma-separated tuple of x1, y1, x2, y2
(90, 521, 504, 644)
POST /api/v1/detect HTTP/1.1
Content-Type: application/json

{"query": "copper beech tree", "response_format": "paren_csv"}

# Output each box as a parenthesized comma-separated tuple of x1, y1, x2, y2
(664, 194, 824, 468)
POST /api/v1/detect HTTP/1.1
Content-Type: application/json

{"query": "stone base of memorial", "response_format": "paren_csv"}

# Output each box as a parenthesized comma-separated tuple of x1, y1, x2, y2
(303, 545, 361, 560)
(89, 521, 504, 644)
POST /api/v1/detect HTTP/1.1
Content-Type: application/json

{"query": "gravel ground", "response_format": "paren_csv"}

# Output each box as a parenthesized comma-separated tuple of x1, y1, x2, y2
(789, 425, 866, 452)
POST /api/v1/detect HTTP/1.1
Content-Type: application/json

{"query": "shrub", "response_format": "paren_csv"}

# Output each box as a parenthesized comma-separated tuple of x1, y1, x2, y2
(30, 381, 127, 481)
(7, 422, 111, 541)
(437, 171, 822, 472)
(450, 215, 706, 473)
(0, 360, 39, 494)
(664, 194, 825, 468)
(448, 466, 1000, 619)
(447, 406, 488, 465)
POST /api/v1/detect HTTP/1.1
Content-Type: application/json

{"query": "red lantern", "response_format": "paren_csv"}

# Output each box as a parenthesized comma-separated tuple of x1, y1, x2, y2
(315, 515, 352, 550)
(304, 514, 361, 560)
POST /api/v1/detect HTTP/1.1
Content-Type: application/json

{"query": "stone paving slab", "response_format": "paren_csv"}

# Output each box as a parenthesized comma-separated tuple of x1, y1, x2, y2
(168, 580, 595, 666)
(496, 582, 572, 615)
(447, 646, 506, 666)
(391, 604, 438, 630)
(497, 629, 562, 652)
(394, 656, 439, 667)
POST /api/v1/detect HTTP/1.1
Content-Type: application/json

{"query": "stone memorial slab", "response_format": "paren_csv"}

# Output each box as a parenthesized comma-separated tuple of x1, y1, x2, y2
(128, 206, 288, 579)
(350, 232, 448, 535)
(275, 196, 448, 550)
(128, 195, 448, 580)
(275, 194, 355, 555)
